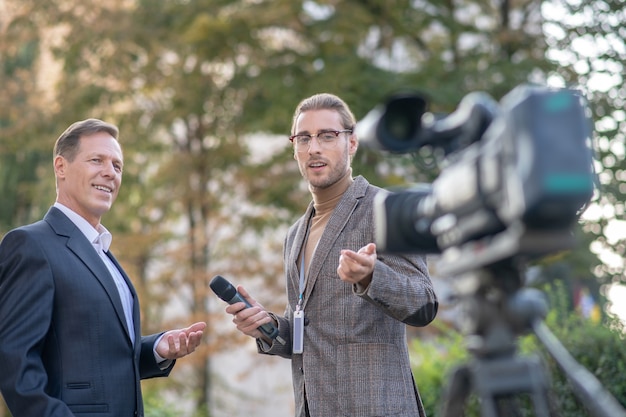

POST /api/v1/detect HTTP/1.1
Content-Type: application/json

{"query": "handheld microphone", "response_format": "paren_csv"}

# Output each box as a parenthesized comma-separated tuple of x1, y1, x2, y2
(210, 275, 286, 345)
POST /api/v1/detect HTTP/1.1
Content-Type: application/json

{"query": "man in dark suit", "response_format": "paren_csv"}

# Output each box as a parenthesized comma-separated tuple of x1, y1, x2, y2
(0, 119, 206, 417)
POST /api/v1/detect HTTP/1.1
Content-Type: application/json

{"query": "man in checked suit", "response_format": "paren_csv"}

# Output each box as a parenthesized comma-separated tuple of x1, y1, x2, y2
(224, 93, 439, 416)
(0, 119, 206, 417)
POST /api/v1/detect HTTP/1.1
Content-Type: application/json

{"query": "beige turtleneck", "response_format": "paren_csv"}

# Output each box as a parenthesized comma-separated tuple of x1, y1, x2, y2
(300, 169, 354, 277)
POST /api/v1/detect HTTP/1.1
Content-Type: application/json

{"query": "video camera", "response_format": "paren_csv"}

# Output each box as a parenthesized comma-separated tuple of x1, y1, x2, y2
(357, 84, 596, 275)
(358, 85, 626, 417)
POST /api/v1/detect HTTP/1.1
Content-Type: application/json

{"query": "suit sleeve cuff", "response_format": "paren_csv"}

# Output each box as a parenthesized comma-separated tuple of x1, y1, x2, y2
(153, 334, 173, 370)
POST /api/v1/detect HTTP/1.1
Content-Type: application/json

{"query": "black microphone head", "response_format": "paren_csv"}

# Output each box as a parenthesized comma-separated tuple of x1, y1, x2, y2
(210, 275, 237, 301)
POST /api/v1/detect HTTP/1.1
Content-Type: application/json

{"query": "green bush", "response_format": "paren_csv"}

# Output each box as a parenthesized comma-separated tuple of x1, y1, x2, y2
(531, 295, 626, 416)
(143, 389, 185, 417)
(410, 321, 480, 417)
(411, 287, 625, 417)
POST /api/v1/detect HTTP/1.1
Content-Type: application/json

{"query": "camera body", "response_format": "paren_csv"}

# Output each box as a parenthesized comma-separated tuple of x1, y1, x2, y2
(358, 84, 595, 274)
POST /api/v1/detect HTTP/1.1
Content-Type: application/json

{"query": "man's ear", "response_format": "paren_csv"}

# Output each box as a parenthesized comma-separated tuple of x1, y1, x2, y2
(349, 134, 359, 156)
(54, 155, 66, 179)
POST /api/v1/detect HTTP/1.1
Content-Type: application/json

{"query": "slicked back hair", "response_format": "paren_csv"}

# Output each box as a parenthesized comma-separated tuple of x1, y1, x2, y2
(290, 93, 356, 135)
(53, 118, 119, 162)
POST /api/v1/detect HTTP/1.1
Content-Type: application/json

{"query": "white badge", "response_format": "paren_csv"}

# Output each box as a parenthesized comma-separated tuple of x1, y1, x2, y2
(293, 309, 304, 354)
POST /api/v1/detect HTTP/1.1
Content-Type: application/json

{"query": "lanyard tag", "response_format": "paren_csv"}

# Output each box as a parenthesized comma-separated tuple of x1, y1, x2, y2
(293, 309, 304, 354)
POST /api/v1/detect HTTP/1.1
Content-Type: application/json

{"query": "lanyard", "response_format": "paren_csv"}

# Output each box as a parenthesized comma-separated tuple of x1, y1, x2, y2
(297, 212, 314, 311)
(297, 229, 309, 312)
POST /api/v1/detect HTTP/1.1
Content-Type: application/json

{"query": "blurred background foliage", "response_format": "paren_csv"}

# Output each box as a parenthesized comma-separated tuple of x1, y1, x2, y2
(411, 281, 626, 417)
(1, 0, 625, 415)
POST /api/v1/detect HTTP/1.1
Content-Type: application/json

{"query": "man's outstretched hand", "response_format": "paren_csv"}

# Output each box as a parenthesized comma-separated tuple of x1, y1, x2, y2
(156, 321, 206, 359)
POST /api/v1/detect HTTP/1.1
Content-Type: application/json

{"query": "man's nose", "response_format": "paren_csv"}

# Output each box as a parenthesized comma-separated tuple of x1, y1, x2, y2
(307, 135, 323, 152)
(101, 162, 118, 176)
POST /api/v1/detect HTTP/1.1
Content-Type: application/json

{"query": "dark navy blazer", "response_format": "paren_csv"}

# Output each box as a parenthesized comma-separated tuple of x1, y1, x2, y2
(0, 207, 173, 417)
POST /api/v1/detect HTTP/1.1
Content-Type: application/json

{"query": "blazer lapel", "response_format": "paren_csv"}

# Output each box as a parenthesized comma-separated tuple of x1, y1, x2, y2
(301, 176, 368, 309)
(45, 208, 135, 344)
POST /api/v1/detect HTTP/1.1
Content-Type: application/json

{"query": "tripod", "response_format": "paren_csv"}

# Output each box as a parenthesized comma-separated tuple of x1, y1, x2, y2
(438, 260, 626, 417)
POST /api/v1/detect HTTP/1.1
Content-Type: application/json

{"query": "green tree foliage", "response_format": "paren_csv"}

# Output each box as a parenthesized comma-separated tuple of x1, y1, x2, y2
(543, 0, 626, 285)
(0, 2, 62, 235)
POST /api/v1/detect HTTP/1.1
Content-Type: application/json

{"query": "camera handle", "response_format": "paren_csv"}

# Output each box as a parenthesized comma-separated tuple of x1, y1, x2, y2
(438, 260, 626, 417)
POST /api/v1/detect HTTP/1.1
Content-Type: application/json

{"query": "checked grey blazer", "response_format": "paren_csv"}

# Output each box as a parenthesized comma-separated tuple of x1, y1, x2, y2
(261, 176, 438, 417)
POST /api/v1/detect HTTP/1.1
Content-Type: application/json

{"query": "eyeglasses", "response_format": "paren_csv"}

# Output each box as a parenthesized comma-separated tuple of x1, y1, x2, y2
(288, 129, 353, 152)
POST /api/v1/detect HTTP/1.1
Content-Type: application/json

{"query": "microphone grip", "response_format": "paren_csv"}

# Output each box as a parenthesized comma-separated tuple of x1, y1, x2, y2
(210, 275, 286, 345)
(226, 292, 279, 340)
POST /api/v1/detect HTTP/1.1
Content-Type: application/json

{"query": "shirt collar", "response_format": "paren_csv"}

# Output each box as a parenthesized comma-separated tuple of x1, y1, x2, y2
(53, 202, 112, 252)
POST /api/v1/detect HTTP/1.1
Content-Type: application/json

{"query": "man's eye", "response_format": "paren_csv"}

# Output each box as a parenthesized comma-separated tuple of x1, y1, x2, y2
(297, 136, 311, 144)
(320, 133, 336, 141)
